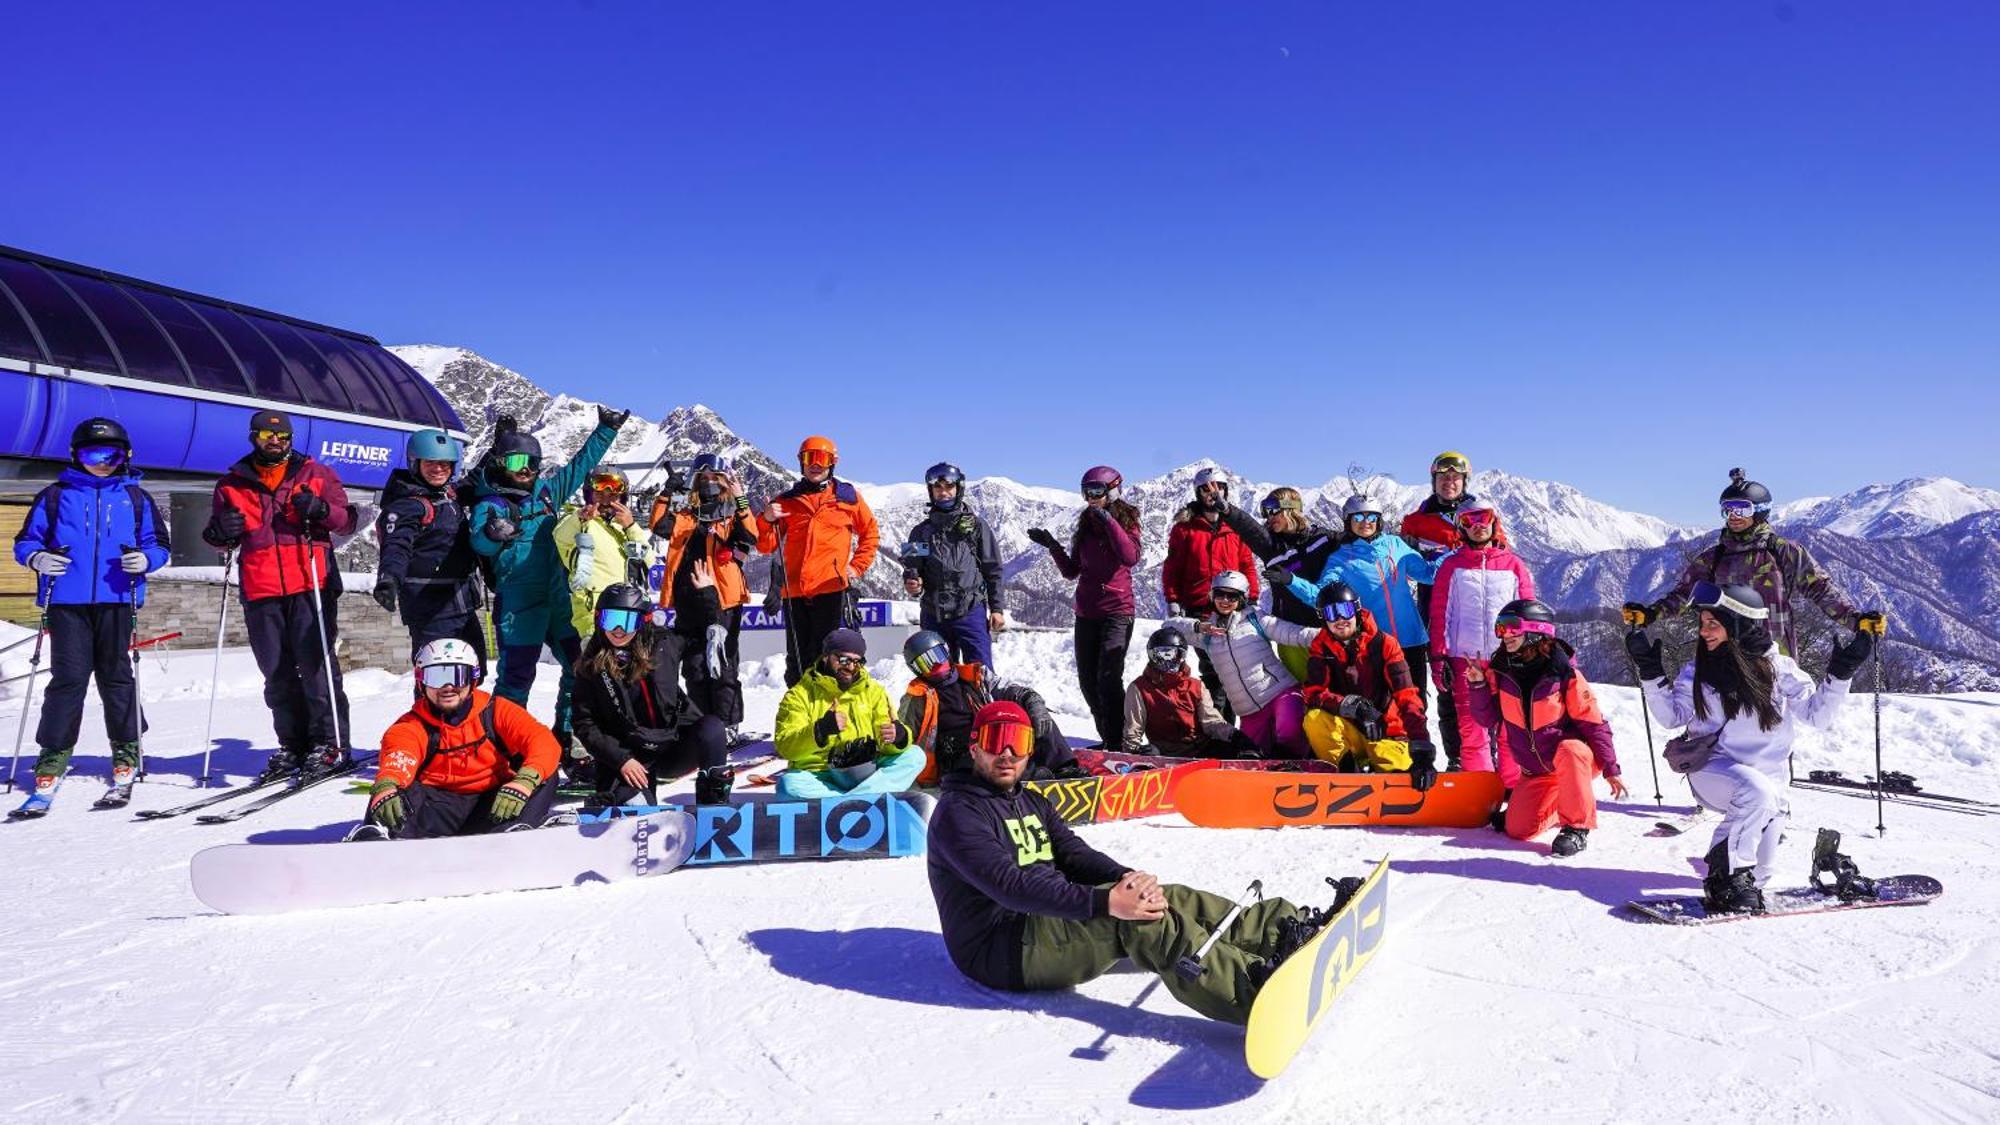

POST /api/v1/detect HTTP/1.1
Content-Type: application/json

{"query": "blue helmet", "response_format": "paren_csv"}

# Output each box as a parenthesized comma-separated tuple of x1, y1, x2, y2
(405, 428, 461, 471)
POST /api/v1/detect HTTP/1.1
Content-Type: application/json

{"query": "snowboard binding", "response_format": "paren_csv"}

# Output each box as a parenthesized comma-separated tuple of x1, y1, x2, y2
(1810, 828, 1878, 903)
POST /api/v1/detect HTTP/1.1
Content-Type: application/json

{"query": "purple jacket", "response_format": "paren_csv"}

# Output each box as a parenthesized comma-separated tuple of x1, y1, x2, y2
(1048, 506, 1140, 619)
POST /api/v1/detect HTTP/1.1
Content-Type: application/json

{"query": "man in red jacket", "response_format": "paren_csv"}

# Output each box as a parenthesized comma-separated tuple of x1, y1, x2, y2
(202, 409, 358, 784)
(1162, 467, 1257, 719)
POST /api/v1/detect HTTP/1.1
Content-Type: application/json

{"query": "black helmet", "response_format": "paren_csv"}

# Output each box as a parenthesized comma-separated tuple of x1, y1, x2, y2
(1496, 598, 1556, 625)
(1316, 582, 1363, 623)
(71, 417, 130, 451)
(693, 477, 730, 523)
(1689, 581, 1770, 642)
(1719, 468, 1772, 514)
(595, 583, 648, 613)
(902, 629, 956, 684)
(926, 462, 965, 510)
(690, 452, 735, 476)
(1146, 626, 1189, 672)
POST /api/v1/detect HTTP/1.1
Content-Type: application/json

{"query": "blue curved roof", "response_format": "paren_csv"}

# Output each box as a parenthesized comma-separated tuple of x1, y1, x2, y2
(0, 244, 460, 432)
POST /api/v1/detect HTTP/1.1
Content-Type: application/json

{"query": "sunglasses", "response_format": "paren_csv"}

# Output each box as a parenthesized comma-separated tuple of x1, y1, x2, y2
(500, 452, 540, 474)
(826, 653, 864, 669)
(252, 429, 292, 443)
(76, 445, 128, 469)
(1494, 614, 1557, 639)
(1321, 601, 1360, 623)
(1082, 484, 1112, 499)
(418, 663, 479, 689)
(972, 721, 1035, 759)
(1211, 589, 1245, 603)
(1719, 500, 1757, 519)
(908, 643, 952, 681)
(597, 607, 641, 634)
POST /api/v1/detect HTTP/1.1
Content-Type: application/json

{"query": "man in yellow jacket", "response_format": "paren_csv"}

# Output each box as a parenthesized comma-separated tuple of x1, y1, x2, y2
(774, 628, 926, 800)
(554, 469, 660, 637)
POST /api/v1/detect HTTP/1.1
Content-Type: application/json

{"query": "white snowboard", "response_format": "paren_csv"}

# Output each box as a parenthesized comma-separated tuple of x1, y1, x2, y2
(189, 810, 697, 915)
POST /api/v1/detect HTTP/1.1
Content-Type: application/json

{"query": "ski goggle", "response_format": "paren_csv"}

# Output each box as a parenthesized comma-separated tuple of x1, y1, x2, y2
(971, 719, 1035, 759)
(1260, 497, 1301, 518)
(1321, 601, 1360, 623)
(1494, 614, 1557, 639)
(1688, 580, 1769, 620)
(1432, 454, 1470, 475)
(596, 607, 642, 634)
(927, 476, 960, 491)
(500, 452, 540, 473)
(1082, 484, 1113, 499)
(252, 429, 291, 444)
(799, 448, 835, 470)
(589, 474, 625, 494)
(1457, 509, 1496, 530)
(1147, 644, 1186, 666)
(1349, 513, 1382, 525)
(1719, 500, 1758, 520)
(418, 663, 479, 689)
(76, 445, 128, 469)
(907, 642, 953, 681)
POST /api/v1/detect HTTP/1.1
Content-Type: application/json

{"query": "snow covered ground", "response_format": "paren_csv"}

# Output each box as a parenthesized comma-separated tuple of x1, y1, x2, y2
(2, 629, 1997, 1122)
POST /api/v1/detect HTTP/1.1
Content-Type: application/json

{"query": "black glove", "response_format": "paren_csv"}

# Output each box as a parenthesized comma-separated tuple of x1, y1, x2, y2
(1827, 629, 1875, 681)
(1406, 738, 1438, 792)
(1261, 564, 1291, 591)
(1027, 527, 1060, 551)
(813, 710, 844, 744)
(292, 490, 330, 525)
(827, 738, 880, 770)
(484, 515, 520, 543)
(1337, 695, 1381, 727)
(1625, 630, 1665, 682)
(597, 405, 631, 430)
(1620, 602, 1657, 628)
(206, 506, 246, 546)
(371, 583, 398, 613)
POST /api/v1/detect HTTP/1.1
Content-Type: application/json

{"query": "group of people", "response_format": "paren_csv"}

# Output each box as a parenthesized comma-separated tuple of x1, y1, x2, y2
(11, 415, 1894, 1022)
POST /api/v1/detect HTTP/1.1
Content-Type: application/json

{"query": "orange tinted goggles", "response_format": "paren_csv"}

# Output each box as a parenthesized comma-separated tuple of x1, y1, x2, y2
(800, 449, 835, 469)
(972, 721, 1035, 759)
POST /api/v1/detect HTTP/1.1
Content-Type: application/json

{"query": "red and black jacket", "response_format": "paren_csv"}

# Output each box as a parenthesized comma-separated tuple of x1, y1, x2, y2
(1301, 608, 1430, 743)
(203, 452, 356, 602)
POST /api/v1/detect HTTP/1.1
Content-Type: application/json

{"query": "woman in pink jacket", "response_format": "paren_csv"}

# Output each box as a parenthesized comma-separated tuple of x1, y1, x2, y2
(1427, 500, 1533, 783)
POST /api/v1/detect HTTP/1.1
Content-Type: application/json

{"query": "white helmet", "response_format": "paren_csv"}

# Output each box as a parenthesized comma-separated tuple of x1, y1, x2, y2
(1210, 570, 1251, 601)
(414, 638, 482, 687)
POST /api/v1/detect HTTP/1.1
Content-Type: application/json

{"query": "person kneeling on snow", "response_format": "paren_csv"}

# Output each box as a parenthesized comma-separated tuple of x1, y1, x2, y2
(1121, 626, 1258, 759)
(1466, 599, 1623, 858)
(1629, 582, 1869, 914)
(927, 701, 1353, 1024)
(898, 629, 1081, 784)
(569, 583, 731, 807)
(1298, 584, 1439, 790)
(773, 628, 926, 799)
(360, 639, 563, 840)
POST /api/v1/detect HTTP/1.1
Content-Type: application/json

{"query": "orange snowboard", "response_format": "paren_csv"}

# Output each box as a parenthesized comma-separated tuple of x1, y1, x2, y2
(1176, 769, 1503, 828)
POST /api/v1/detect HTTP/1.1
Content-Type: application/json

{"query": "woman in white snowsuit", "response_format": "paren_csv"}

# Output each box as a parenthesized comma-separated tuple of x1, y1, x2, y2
(1628, 582, 1874, 914)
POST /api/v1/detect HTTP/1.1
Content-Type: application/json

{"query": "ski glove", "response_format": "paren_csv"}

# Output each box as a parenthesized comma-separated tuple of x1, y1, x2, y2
(207, 507, 246, 546)
(1261, 564, 1292, 592)
(1625, 630, 1665, 682)
(597, 405, 631, 430)
(1855, 610, 1887, 637)
(484, 515, 520, 543)
(367, 781, 406, 832)
(26, 550, 70, 576)
(1337, 694, 1382, 729)
(491, 767, 543, 822)
(827, 738, 880, 770)
(1827, 629, 1875, 681)
(813, 710, 845, 745)
(119, 548, 149, 575)
(292, 490, 330, 525)
(371, 583, 399, 613)
(1620, 602, 1657, 628)
(1406, 738, 1438, 792)
(704, 623, 729, 680)
(1026, 527, 1060, 551)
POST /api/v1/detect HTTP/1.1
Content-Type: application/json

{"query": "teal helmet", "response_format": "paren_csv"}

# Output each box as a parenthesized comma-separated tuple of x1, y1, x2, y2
(406, 428, 461, 471)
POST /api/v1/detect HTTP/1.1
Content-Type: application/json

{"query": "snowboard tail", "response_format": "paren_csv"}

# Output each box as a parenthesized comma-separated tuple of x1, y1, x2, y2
(1177, 770, 1503, 828)
(1024, 759, 1217, 825)
(1625, 874, 1941, 925)
(1243, 857, 1390, 1079)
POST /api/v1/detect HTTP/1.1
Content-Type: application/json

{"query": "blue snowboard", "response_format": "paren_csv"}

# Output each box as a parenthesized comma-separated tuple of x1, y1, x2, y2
(581, 791, 935, 866)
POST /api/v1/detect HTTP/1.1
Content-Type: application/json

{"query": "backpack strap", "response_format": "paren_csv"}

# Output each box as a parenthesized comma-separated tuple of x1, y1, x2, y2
(15, 482, 64, 549)
(480, 698, 519, 769)
(413, 697, 518, 782)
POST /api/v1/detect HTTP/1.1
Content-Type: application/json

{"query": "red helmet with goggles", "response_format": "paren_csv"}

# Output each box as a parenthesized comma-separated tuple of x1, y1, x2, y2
(970, 701, 1036, 759)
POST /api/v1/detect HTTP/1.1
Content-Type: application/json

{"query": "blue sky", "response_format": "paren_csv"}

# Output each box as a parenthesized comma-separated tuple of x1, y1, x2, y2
(4, 2, 1996, 522)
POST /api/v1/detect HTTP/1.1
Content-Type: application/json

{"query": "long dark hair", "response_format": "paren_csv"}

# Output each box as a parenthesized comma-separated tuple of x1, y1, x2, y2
(1692, 634, 1781, 731)
(581, 627, 654, 684)
(1074, 499, 1141, 551)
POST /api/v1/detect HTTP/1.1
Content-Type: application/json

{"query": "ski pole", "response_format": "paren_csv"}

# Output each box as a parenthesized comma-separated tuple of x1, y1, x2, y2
(1626, 627, 1663, 807)
(198, 549, 235, 787)
(123, 546, 147, 782)
(6, 574, 52, 795)
(1871, 628, 1886, 836)
(303, 530, 347, 757)
(1175, 879, 1263, 980)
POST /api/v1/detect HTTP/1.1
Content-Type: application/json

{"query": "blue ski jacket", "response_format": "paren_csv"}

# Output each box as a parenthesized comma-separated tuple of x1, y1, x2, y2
(1283, 534, 1440, 649)
(12, 467, 171, 608)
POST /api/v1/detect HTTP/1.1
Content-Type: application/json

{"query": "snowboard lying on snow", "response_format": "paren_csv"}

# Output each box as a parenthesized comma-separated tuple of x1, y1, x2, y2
(190, 809, 697, 915)
(1071, 749, 1337, 775)
(1244, 857, 1391, 1079)
(1024, 758, 1217, 825)
(1625, 875, 1942, 925)
(580, 791, 935, 865)
(1177, 769, 1503, 828)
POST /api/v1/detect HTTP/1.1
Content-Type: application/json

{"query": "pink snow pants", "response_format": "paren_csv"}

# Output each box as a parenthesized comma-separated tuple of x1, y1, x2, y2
(1442, 657, 1520, 788)
(1239, 688, 1309, 760)
(1504, 739, 1599, 840)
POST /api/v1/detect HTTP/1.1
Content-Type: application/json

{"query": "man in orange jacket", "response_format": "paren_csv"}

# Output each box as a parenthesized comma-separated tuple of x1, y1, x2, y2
(360, 638, 564, 840)
(757, 435, 881, 685)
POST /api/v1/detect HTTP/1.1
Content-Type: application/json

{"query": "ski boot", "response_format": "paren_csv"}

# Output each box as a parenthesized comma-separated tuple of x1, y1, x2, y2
(695, 765, 735, 805)
(1810, 828, 1878, 902)
(1699, 844, 1764, 914)
(301, 745, 351, 781)
(8, 772, 63, 820)
(1551, 827, 1589, 857)
(257, 747, 304, 785)
(1488, 788, 1512, 832)
(93, 742, 143, 810)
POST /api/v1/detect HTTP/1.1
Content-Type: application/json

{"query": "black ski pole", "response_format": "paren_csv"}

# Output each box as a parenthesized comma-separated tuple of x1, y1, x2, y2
(6, 573, 53, 795)
(1626, 627, 1663, 807)
(1871, 628, 1886, 836)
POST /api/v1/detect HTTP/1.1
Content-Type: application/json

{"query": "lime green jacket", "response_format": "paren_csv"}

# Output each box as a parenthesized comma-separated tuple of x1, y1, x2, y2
(775, 665, 912, 773)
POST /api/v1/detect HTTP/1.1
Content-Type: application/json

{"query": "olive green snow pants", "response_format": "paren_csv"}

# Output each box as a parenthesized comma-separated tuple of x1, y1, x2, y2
(1020, 884, 1303, 1024)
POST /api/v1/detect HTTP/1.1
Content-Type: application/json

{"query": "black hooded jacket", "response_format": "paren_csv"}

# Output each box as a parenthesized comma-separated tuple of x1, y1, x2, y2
(375, 468, 482, 625)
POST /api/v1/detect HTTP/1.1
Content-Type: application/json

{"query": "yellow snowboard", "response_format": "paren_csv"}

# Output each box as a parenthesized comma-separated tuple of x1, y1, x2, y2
(1243, 858, 1390, 1079)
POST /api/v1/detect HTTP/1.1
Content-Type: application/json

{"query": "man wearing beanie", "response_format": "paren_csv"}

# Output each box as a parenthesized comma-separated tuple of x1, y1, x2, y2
(773, 628, 925, 799)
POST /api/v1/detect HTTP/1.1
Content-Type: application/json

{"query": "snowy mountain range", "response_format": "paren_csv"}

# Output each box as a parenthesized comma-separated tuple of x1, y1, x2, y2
(387, 345, 2000, 690)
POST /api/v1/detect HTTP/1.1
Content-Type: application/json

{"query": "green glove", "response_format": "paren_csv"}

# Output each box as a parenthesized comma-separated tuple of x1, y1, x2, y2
(491, 767, 543, 823)
(368, 780, 406, 832)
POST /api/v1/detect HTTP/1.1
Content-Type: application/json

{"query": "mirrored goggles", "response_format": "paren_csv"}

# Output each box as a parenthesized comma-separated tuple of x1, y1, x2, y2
(1147, 644, 1187, 665)
(1494, 614, 1557, 639)
(589, 475, 625, 494)
(1719, 500, 1758, 520)
(1082, 484, 1112, 500)
(971, 720, 1035, 759)
(1321, 601, 1360, 623)
(1457, 509, 1496, 530)
(252, 429, 291, 444)
(800, 449, 835, 470)
(1349, 513, 1382, 525)
(1432, 454, 1470, 475)
(596, 607, 642, 634)
(500, 452, 540, 473)
(908, 643, 953, 681)
(418, 662, 479, 689)
(1260, 498, 1300, 518)
(76, 445, 128, 469)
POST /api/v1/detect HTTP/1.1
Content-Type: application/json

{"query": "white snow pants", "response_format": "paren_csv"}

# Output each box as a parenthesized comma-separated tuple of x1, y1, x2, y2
(1688, 760, 1789, 886)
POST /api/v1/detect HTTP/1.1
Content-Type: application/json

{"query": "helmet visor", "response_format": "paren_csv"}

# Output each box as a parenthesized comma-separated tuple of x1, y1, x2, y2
(971, 719, 1035, 759)
(418, 662, 479, 690)
(76, 445, 128, 469)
